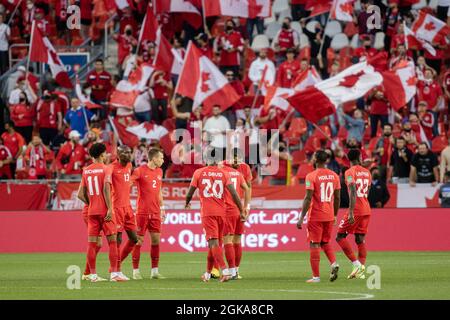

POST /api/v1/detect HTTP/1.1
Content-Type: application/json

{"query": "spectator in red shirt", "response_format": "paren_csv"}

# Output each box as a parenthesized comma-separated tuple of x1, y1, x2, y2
(119, 6, 138, 35)
(0, 136, 13, 179)
(384, 1, 400, 52)
(150, 70, 173, 125)
(76, 0, 93, 39)
(195, 33, 214, 61)
(114, 25, 138, 68)
(416, 69, 444, 135)
(443, 65, 450, 110)
(276, 48, 301, 88)
(34, 7, 49, 36)
(388, 43, 413, 69)
(86, 58, 112, 109)
(368, 86, 390, 138)
(215, 19, 244, 75)
(56, 130, 87, 178)
(272, 17, 300, 66)
(354, 36, 378, 61)
(417, 101, 435, 143)
(2, 121, 26, 161)
(36, 90, 63, 146)
(9, 92, 36, 143)
(401, 119, 420, 153)
(23, 135, 51, 180)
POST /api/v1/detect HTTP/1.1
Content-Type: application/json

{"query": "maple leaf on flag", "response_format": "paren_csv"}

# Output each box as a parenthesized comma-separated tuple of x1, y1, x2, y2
(339, 71, 364, 87)
(201, 72, 210, 92)
(406, 76, 417, 86)
(424, 22, 435, 31)
(143, 122, 154, 132)
(340, 3, 353, 14)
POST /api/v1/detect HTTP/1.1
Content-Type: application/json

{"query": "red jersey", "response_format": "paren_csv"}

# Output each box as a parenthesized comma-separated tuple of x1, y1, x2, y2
(55, 142, 87, 175)
(305, 168, 341, 222)
(276, 60, 301, 88)
(10, 104, 35, 127)
(190, 166, 232, 217)
(443, 71, 450, 94)
(217, 31, 244, 67)
(109, 161, 133, 208)
(132, 166, 163, 215)
(86, 70, 112, 102)
(36, 99, 61, 129)
(275, 29, 299, 51)
(224, 162, 252, 185)
(1, 132, 25, 159)
(417, 80, 443, 110)
(221, 166, 246, 217)
(0, 145, 12, 179)
(81, 163, 112, 216)
(345, 165, 372, 216)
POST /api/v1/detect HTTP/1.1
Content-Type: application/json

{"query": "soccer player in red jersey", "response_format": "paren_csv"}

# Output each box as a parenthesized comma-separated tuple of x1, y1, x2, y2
(127, 148, 166, 280)
(336, 149, 372, 279)
(79, 202, 102, 281)
(108, 145, 140, 280)
(185, 148, 244, 282)
(297, 150, 341, 283)
(77, 143, 127, 282)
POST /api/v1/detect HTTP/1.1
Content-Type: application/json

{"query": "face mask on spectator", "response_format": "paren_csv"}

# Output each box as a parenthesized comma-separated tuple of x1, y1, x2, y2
(226, 25, 233, 32)
(126, 29, 132, 36)
(282, 23, 289, 29)
(19, 97, 26, 103)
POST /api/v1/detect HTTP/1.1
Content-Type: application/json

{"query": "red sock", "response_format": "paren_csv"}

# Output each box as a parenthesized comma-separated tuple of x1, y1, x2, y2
(233, 243, 242, 267)
(85, 244, 101, 275)
(207, 248, 214, 273)
(337, 238, 357, 262)
(87, 242, 98, 275)
(310, 247, 321, 278)
(116, 242, 122, 271)
(108, 240, 118, 273)
(132, 244, 141, 269)
(211, 246, 227, 270)
(357, 243, 367, 265)
(321, 243, 336, 264)
(224, 243, 235, 269)
(151, 244, 160, 268)
(120, 240, 135, 264)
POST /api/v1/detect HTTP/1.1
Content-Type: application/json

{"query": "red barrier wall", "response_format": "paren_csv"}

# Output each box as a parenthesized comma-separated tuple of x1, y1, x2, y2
(1, 209, 450, 252)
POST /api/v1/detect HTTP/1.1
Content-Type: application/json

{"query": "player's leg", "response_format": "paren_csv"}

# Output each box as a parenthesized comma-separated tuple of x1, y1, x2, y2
(118, 209, 139, 277)
(149, 230, 165, 279)
(306, 221, 321, 283)
(83, 236, 102, 279)
(354, 233, 367, 279)
(232, 235, 243, 279)
(223, 216, 237, 278)
(103, 216, 128, 282)
(336, 232, 363, 279)
(86, 216, 107, 282)
(131, 215, 147, 279)
(321, 221, 339, 282)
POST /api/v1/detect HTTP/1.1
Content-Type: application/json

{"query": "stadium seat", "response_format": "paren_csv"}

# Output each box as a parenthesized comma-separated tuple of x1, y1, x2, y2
(374, 32, 385, 50)
(306, 20, 320, 33)
(325, 21, 342, 38)
(290, 21, 303, 35)
(264, 11, 276, 26)
(299, 33, 310, 49)
(264, 22, 281, 40)
(298, 46, 311, 60)
(350, 34, 360, 49)
(272, 0, 290, 14)
(277, 9, 292, 24)
(162, 118, 176, 132)
(429, 0, 439, 9)
(252, 34, 271, 51)
(431, 135, 448, 154)
(330, 33, 349, 51)
(412, 0, 427, 9)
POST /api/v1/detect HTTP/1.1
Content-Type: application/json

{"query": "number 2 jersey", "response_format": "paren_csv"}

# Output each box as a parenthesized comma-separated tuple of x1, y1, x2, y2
(81, 162, 112, 216)
(345, 165, 372, 216)
(131, 166, 163, 215)
(190, 166, 232, 217)
(305, 168, 341, 222)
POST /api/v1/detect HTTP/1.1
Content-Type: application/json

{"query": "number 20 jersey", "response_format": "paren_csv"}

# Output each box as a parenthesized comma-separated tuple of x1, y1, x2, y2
(345, 165, 372, 216)
(190, 166, 232, 217)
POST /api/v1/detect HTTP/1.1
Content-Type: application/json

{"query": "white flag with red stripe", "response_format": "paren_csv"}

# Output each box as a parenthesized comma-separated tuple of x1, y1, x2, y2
(287, 61, 383, 123)
(29, 22, 72, 89)
(293, 67, 321, 91)
(75, 76, 101, 110)
(175, 42, 240, 115)
(404, 25, 436, 56)
(382, 61, 417, 111)
(262, 86, 295, 115)
(330, 0, 354, 22)
(412, 10, 450, 44)
(204, 0, 271, 18)
(154, 0, 202, 28)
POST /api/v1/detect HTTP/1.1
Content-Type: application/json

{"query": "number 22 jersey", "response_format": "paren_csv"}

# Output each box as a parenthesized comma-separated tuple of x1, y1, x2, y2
(345, 165, 372, 216)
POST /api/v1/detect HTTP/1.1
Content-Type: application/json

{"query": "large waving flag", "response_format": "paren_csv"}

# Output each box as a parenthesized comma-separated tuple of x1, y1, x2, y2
(111, 117, 168, 148)
(137, 4, 158, 44)
(382, 61, 417, 111)
(29, 22, 72, 89)
(287, 61, 383, 123)
(262, 86, 295, 115)
(306, 0, 333, 17)
(293, 67, 321, 91)
(154, 28, 175, 73)
(330, 0, 354, 22)
(404, 25, 436, 56)
(412, 10, 449, 44)
(204, 0, 271, 18)
(154, 0, 202, 28)
(175, 42, 240, 115)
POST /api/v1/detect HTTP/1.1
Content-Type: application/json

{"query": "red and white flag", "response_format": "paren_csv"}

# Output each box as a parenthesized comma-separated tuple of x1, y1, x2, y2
(404, 25, 436, 56)
(154, 28, 175, 74)
(382, 61, 417, 111)
(204, 0, 271, 18)
(262, 86, 295, 115)
(412, 10, 449, 44)
(306, 0, 332, 17)
(111, 117, 168, 147)
(293, 67, 321, 91)
(287, 61, 383, 123)
(29, 22, 72, 89)
(138, 4, 158, 44)
(330, 0, 354, 22)
(175, 42, 240, 115)
(154, 0, 202, 28)
(75, 76, 101, 110)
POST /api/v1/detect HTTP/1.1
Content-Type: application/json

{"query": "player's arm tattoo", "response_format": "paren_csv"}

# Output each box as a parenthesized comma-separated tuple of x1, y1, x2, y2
(348, 184, 356, 214)
(103, 183, 112, 210)
(185, 186, 196, 206)
(227, 184, 243, 212)
(300, 189, 313, 221)
(77, 185, 88, 205)
(334, 189, 341, 217)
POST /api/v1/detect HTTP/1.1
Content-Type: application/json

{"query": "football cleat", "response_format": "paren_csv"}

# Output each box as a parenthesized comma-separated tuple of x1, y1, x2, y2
(82, 274, 90, 281)
(348, 264, 364, 279)
(151, 273, 167, 279)
(355, 265, 366, 279)
(89, 274, 107, 282)
(118, 272, 130, 281)
(201, 273, 211, 282)
(330, 264, 339, 282)
(306, 277, 321, 283)
(132, 270, 143, 280)
(211, 267, 220, 279)
(110, 273, 129, 282)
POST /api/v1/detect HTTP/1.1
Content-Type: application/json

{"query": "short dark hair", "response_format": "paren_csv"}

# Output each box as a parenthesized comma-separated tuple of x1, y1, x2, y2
(418, 142, 429, 149)
(148, 148, 163, 160)
(384, 123, 393, 130)
(347, 149, 361, 162)
(5, 120, 15, 128)
(95, 58, 104, 64)
(89, 143, 106, 159)
(396, 137, 406, 143)
(315, 150, 329, 164)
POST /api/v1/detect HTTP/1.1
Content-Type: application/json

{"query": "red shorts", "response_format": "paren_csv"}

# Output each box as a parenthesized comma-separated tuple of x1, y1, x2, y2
(114, 206, 137, 233)
(307, 221, 334, 243)
(338, 214, 371, 235)
(202, 215, 224, 241)
(223, 215, 245, 235)
(87, 215, 117, 237)
(136, 214, 161, 236)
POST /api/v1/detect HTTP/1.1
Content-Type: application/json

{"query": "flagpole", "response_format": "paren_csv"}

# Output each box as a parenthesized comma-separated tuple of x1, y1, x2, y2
(201, 0, 208, 34)
(7, 0, 23, 25)
(318, 12, 331, 59)
(108, 116, 123, 145)
(403, 21, 408, 50)
(25, 20, 37, 87)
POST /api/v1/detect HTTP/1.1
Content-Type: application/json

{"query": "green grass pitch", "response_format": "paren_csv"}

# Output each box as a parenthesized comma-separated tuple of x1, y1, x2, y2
(1, 251, 449, 300)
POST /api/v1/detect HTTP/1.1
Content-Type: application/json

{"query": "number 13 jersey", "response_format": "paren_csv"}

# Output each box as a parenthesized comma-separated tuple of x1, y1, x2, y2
(345, 165, 372, 216)
(190, 166, 232, 217)
(305, 168, 341, 222)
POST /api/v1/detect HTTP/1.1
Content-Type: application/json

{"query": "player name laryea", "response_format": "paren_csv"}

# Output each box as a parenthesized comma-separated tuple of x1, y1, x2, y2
(176, 304, 210, 318)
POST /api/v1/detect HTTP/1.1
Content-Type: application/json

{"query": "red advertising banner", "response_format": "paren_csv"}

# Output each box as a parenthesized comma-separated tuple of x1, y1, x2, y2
(1, 209, 449, 253)
(0, 184, 49, 210)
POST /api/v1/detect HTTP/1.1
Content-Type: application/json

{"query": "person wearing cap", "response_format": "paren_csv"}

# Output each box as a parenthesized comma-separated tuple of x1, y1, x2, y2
(276, 48, 301, 88)
(64, 97, 95, 139)
(56, 130, 87, 178)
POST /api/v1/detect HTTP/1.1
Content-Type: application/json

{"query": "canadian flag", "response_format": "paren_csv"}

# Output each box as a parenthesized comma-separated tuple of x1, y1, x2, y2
(293, 67, 321, 91)
(382, 61, 417, 111)
(204, 0, 271, 19)
(154, 0, 202, 28)
(306, 0, 332, 17)
(412, 10, 450, 44)
(111, 117, 168, 148)
(287, 61, 383, 123)
(137, 4, 158, 44)
(29, 22, 72, 89)
(154, 28, 175, 74)
(330, 0, 354, 22)
(75, 76, 102, 110)
(404, 25, 436, 56)
(262, 86, 295, 115)
(175, 42, 240, 115)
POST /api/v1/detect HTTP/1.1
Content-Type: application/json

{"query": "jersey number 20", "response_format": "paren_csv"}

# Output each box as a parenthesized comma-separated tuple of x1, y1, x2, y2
(202, 179, 224, 199)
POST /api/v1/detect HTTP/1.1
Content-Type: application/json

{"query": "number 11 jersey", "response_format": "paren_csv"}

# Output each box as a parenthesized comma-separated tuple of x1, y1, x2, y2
(81, 163, 112, 216)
